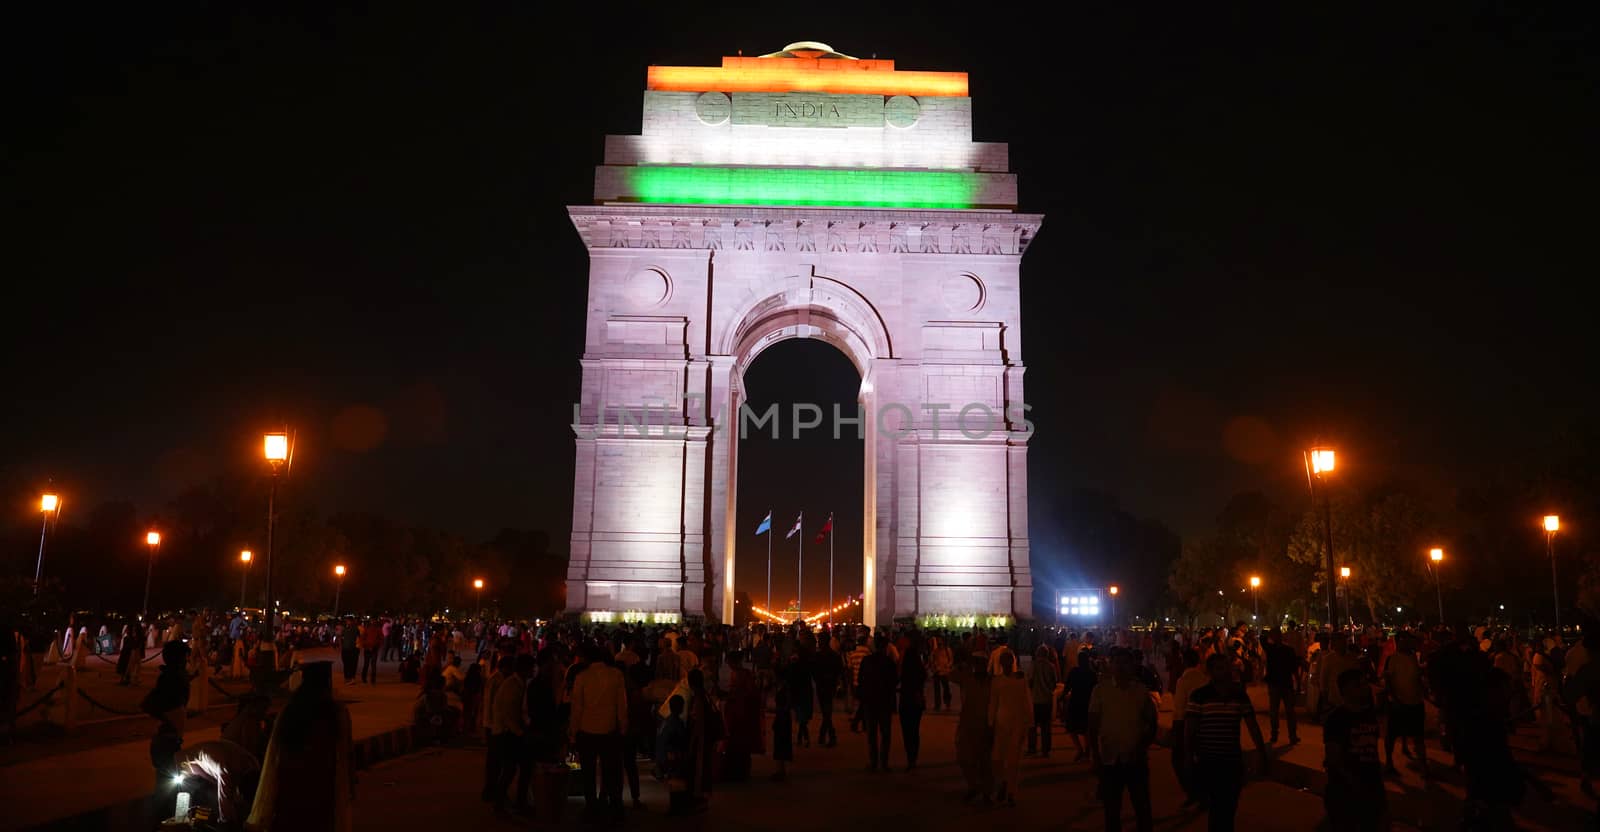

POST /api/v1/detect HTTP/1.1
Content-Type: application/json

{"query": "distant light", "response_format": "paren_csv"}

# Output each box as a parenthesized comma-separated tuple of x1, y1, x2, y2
(172, 773, 186, 786)
(1108, 585, 1119, 596)
(334, 564, 345, 576)
(1249, 576, 1261, 588)
(1395, 606, 1402, 612)
(1429, 548, 1443, 562)
(1544, 515, 1560, 533)
(1310, 448, 1336, 475)
(240, 550, 253, 563)
(1340, 566, 1351, 579)
(264, 432, 289, 462)
(473, 578, 484, 589)
(41, 493, 60, 513)
(1499, 604, 1505, 610)
(146, 531, 161, 546)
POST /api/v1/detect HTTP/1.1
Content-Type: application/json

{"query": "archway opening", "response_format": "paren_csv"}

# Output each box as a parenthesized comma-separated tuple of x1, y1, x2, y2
(734, 338, 864, 625)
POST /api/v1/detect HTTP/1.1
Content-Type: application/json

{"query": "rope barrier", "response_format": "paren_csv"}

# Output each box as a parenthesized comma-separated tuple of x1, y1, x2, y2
(75, 687, 145, 717)
(208, 677, 245, 700)
(13, 681, 66, 718)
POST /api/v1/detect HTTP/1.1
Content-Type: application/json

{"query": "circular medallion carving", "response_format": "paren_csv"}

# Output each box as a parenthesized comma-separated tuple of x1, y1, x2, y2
(694, 92, 731, 125)
(940, 272, 985, 313)
(884, 95, 921, 128)
(624, 267, 671, 308)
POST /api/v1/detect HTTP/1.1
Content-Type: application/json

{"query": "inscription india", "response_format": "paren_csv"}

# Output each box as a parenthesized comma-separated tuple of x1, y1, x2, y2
(731, 92, 885, 129)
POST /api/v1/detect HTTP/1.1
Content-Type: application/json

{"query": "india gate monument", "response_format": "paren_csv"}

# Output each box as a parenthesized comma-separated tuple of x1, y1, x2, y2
(565, 42, 1042, 628)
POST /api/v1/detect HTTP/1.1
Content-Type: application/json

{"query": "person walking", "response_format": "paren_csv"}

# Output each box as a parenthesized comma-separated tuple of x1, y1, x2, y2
(930, 636, 955, 711)
(952, 653, 995, 803)
(338, 619, 359, 685)
(1089, 649, 1157, 832)
(1263, 629, 1301, 745)
(1381, 633, 1429, 780)
(570, 645, 629, 818)
(988, 651, 1031, 806)
(1027, 644, 1059, 757)
(856, 636, 898, 771)
(1063, 651, 1099, 760)
(485, 655, 526, 813)
(785, 651, 815, 748)
(1323, 668, 1388, 831)
(812, 640, 844, 747)
(359, 619, 382, 684)
(1186, 653, 1271, 831)
(1171, 648, 1208, 808)
(847, 636, 871, 732)
(899, 635, 928, 770)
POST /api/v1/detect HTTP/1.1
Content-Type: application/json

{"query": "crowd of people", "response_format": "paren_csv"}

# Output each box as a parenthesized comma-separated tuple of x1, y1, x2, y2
(6, 608, 1600, 831)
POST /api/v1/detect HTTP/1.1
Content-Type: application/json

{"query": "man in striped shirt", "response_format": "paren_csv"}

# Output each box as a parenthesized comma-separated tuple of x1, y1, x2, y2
(1185, 653, 1271, 831)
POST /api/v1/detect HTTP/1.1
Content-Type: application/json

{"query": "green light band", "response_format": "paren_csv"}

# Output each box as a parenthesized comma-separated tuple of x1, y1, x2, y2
(622, 166, 985, 209)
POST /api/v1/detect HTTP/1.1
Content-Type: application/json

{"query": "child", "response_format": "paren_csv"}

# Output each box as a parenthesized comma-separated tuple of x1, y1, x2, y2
(771, 678, 793, 782)
(655, 695, 690, 815)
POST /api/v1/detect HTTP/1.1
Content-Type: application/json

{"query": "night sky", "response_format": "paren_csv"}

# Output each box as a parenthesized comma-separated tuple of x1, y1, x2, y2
(5, 5, 1596, 608)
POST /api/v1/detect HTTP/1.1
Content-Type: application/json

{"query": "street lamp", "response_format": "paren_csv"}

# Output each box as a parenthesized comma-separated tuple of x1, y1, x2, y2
(1249, 575, 1261, 620)
(34, 492, 61, 595)
(142, 531, 161, 622)
(263, 430, 290, 636)
(1108, 585, 1119, 627)
(474, 578, 485, 620)
(239, 550, 253, 610)
(1305, 446, 1338, 628)
(1427, 547, 1445, 624)
(1544, 515, 1561, 630)
(333, 564, 346, 618)
(1338, 566, 1352, 629)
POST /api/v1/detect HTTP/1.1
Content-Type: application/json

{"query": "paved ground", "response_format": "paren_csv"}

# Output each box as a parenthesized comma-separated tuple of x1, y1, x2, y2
(6, 654, 1597, 831)
(2, 647, 417, 831)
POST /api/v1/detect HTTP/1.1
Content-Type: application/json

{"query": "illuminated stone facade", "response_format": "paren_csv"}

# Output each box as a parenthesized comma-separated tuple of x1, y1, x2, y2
(565, 43, 1042, 626)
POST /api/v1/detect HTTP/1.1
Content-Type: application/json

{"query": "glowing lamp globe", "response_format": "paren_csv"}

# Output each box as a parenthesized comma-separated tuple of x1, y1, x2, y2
(1310, 448, 1336, 475)
(146, 531, 161, 546)
(240, 550, 253, 563)
(1108, 585, 1119, 596)
(264, 432, 289, 463)
(474, 579, 485, 589)
(1249, 576, 1261, 588)
(1544, 515, 1560, 533)
(334, 564, 346, 577)
(41, 493, 60, 513)
(1340, 566, 1351, 579)
(1429, 548, 1443, 563)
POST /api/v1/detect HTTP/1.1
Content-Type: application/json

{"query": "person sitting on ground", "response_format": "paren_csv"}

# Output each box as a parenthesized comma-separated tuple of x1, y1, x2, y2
(442, 654, 466, 694)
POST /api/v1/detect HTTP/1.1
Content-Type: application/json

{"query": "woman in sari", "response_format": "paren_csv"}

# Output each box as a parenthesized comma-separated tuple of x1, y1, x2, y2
(246, 661, 353, 832)
(685, 669, 721, 809)
(719, 652, 764, 782)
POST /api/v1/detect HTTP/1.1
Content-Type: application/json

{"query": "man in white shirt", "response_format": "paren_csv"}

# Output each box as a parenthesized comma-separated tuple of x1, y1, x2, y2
(569, 645, 629, 818)
(484, 655, 526, 812)
(1089, 649, 1158, 832)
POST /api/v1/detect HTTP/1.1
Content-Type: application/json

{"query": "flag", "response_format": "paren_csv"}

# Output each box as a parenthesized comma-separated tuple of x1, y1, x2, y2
(755, 511, 771, 536)
(785, 512, 803, 539)
(813, 513, 833, 544)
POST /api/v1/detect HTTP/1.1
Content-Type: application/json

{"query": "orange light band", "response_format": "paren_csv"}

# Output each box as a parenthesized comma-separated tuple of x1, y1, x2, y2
(648, 60, 968, 97)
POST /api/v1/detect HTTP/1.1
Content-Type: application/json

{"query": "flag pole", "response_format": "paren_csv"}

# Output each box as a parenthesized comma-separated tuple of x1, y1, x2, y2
(828, 513, 835, 622)
(797, 512, 804, 621)
(771, 505, 777, 611)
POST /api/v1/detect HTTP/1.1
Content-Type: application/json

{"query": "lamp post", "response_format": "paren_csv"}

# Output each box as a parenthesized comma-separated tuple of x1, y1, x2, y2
(239, 550, 253, 610)
(1108, 585, 1119, 628)
(1544, 515, 1560, 630)
(1427, 548, 1445, 624)
(1339, 566, 1352, 630)
(333, 564, 346, 618)
(263, 431, 290, 636)
(474, 578, 485, 620)
(1249, 575, 1261, 621)
(34, 493, 61, 595)
(142, 531, 161, 622)
(1305, 447, 1338, 628)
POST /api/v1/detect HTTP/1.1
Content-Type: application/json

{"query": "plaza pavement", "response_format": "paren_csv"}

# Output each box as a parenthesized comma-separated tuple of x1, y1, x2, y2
(5, 652, 1596, 830)
(3, 647, 418, 831)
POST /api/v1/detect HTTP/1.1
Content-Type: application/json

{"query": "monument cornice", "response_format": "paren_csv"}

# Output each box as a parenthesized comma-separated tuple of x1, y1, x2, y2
(567, 204, 1043, 256)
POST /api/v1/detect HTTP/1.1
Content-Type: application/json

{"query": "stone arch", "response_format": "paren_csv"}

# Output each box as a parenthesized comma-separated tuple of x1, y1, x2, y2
(715, 276, 892, 625)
